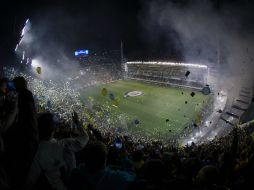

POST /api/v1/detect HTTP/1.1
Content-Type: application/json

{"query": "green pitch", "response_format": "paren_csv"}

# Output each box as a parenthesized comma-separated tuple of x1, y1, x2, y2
(80, 80, 210, 139)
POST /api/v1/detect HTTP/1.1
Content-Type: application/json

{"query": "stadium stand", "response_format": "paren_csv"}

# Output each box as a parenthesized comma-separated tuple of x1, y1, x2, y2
(1, 57, 254, 190)
(126, 61, 208, 89)
(1, 75, 254, 190)
(71, 51, 122, 88)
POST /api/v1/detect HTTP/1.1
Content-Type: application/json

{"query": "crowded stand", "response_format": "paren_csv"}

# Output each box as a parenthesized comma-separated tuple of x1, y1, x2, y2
(72, 51, 122, 89)
(1, 68, 254, 190)
(126, 62, 208, 89)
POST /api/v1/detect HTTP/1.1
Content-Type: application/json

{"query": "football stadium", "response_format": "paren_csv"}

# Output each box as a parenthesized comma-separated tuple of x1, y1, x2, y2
(1, 1, 254, 189)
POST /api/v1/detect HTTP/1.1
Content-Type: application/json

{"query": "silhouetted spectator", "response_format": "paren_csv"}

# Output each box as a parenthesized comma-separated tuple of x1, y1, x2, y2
(26, 112, 89, 190)
(69, 141, 135, 190)
(0, 87, 18, 189)
(0, 77, 9, 119)
(194, 165, 229, 190)
(3, 76, 38, 189)
(13, 76, 39, 154)
(0, 77, 8, 97)
(131, 150, 144, 171)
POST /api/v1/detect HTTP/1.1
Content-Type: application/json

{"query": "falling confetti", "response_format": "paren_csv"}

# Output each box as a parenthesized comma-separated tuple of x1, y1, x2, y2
(190, 92, 195, 97)
(101, 88, 108, 96)
(109, 93, 115, 100)
(36, 67, 42, 74)
(185, 70, 190, 77)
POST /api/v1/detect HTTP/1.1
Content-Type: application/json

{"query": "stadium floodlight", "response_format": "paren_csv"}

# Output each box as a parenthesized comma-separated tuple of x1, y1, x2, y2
(15, 44, 19, 52)
(22, 51, 25, 60)
(21, 19, 30, 37)
(26, 58, 30, 65)
(21, 28, 25, 37)
(126, 61, 208, 69)
(15, 18, 31, 52)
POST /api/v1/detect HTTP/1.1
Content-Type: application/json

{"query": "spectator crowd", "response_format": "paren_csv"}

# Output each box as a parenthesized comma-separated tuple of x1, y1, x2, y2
(1, 75, 254, 190)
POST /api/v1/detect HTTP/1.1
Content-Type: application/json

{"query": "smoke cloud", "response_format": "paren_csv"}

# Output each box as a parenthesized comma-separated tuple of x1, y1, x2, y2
(18, 7, 119, 85)
(140, 0, 254, 93)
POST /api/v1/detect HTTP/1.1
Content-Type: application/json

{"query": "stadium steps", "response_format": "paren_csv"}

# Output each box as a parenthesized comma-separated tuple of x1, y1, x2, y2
(225, 112, 240, 119)
(232, 105, 247, 111)
(233, 101, 249, 110)
(240, 90, 251, 95)
(220, 115, 235, 126)
(236, 99, 250, 105)
(229, 107, 245, 116)
(239, 94, 252, 99)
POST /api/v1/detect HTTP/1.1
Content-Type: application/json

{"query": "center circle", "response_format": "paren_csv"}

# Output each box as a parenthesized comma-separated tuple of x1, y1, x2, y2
(126, 91, 143, 97)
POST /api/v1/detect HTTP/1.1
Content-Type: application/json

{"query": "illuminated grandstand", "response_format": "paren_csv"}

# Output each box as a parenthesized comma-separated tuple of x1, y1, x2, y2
(125, 61, 209, 89)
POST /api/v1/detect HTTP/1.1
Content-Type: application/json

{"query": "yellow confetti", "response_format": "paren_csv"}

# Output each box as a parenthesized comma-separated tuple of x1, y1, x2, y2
(36, 67, 42, 74)
(101, 88, 108, 96)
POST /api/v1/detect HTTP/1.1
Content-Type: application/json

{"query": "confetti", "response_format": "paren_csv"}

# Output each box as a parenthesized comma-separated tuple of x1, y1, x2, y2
(101, 88, 108, 96)
(190, 92, 195, 97)
(109, 93, 115, 100)
(185, 70, 190, 77)
(36, 67, 42, 74)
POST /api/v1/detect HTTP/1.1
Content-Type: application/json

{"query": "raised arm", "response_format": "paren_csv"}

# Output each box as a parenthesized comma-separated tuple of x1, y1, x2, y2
(58, 111, 89, 152)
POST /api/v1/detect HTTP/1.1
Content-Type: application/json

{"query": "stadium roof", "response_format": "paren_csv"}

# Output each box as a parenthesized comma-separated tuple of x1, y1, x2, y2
(126, 61, 208, 69)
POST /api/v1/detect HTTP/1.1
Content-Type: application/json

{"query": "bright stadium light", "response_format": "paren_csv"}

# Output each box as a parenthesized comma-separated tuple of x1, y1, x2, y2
(21, 19, 31, 37)
(21, 28, 25, 37)
(74, 49, 89, 57)
(26, 58, 30, 65)
(15, 18, 31, 52)
(31, 59, 41, 68)
(22, 51, 25, 60)
(126, 61, 208, 69)
(15, 44, 19, 52)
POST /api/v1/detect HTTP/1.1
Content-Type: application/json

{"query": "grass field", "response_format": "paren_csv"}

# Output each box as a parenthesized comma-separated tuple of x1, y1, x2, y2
(80, 80, 210, 139)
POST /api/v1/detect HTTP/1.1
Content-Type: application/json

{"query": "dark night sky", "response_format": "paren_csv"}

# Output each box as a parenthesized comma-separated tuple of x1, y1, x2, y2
(0, 0, 253, 63)
(0, 0, 144, 62)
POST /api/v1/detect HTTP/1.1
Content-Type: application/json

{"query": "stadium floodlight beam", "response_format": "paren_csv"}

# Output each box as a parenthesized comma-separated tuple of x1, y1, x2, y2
(126, 61, 208, 69)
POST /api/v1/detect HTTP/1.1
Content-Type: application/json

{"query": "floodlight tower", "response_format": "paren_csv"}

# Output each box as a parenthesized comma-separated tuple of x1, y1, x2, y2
(121, 41, 128, 79)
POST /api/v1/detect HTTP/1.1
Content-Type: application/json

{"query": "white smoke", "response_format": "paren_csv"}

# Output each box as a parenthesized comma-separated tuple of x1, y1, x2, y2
(140, 0, 254, 93)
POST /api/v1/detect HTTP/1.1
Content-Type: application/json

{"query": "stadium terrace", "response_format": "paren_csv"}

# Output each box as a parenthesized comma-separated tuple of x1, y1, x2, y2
(126, 61, 208, 68)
